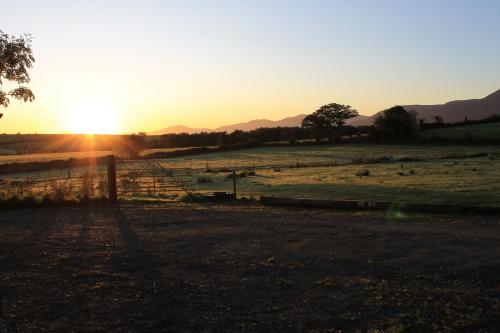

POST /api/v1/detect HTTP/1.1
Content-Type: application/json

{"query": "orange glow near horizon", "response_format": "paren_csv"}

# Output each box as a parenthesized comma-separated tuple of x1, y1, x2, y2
(65, 99, 120, 134)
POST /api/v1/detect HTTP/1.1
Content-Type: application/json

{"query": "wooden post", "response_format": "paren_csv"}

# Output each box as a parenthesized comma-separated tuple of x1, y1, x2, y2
(107, 155, 117, 202)
(232, 170, 237, 200)
(90, 175, 94, 197)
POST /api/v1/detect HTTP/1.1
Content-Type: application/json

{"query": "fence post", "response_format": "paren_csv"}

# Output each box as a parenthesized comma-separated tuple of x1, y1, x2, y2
(232, 170, 237, 200)
(107, 155, 117, 202)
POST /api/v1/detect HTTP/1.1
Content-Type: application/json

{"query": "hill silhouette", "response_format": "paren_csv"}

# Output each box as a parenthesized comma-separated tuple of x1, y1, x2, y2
(150, 89, 500, 133)
(150, 114, 369, 134)
(351, 89, 500, 126)
(149, 125, 212, 135)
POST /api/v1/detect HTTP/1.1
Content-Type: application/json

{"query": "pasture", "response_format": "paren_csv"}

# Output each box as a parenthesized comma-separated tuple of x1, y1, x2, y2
(158, 143, 500, 170)
(156, 144, 500, 206)
(1, 144, 500, 206)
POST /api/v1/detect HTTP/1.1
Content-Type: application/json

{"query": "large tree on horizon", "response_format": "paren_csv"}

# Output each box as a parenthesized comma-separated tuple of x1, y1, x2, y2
(301, 103, 358, 142)
(0, 30, 35, 118)
(373, 106, 418, 141)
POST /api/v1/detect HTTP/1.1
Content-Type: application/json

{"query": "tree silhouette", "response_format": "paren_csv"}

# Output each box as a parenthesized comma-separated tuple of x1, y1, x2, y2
(373, 106, 418, 141)
(301, 103, 358, 142)
(0, 31, 35, 118)
(434, 115, 444, 124)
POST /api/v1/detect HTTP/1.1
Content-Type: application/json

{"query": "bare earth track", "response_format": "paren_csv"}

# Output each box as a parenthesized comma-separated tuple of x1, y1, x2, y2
(1, 203, 500, 332)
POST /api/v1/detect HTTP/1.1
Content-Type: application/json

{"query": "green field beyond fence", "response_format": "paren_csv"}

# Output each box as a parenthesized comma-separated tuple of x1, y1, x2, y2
(1, 144, 500, 207)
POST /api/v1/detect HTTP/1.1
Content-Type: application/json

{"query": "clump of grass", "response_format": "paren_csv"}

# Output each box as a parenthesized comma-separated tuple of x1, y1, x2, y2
(355, 169, 370, 177)
(351, 155, 393, 164)
(367, 155, 393, 163)
(399, 157, 422, 162)
(226, 171, 256, 179)
(197, 175, 213, 184)
(397, 171, 408, 176)
(273, 168, 282, 172)
(441, 152, 488, 159)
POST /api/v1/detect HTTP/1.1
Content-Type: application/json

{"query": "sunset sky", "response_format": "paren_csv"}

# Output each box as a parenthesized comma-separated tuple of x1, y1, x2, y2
(2, 0, 500, 134)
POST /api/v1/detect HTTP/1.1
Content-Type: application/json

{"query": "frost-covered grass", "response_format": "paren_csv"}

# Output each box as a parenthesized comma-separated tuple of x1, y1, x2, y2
(154, 144, 500, 170)
(174, 144, 500, 206)
(204, 159, 499, 205)
(2, 144, 500, 206)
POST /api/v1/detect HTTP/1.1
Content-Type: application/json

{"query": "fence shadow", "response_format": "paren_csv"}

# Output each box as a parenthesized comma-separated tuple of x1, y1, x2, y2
(108, 206, 185, 328)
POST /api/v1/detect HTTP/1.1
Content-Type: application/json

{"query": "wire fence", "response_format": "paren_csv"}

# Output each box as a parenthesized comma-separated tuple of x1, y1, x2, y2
(115, 160, 193, 198)
(1, 151, 495, 204)
(0, 158, 195, 201)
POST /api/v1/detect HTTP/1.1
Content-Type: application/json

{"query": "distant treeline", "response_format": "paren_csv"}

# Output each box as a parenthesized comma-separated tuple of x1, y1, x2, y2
(148, 113, 500, 148)
(2, 112, 500, 159)
(151, 126, 363, 148)
(0, 155, 111, 175)
(420, 114, 500, 130)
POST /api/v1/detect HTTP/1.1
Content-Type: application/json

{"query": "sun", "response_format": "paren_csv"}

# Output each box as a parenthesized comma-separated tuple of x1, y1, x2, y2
(66, 99, 120, 134)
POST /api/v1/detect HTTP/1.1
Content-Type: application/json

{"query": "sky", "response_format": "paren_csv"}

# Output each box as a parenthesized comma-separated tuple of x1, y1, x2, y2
(1, 0, 500, 134)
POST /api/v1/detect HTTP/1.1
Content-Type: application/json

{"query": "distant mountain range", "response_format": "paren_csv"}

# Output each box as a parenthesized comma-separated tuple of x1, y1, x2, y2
(149, 125, 212, 135)
(149, 114, 369, 135)
(149, 89, 500, 134)
(351, 89, 500, 126)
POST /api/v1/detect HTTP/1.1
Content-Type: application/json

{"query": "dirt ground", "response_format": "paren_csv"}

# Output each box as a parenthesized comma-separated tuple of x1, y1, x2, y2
(1, 203, 500, 332)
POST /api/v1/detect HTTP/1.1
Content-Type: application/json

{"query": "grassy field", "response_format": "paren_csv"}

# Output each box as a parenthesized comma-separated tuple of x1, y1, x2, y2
(420, 122, 500, 140)
(156, 144, 500, 169)
(2, 144, 500, 206)
(191, 158, 500, 206)
(151, 144, 500, 206)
